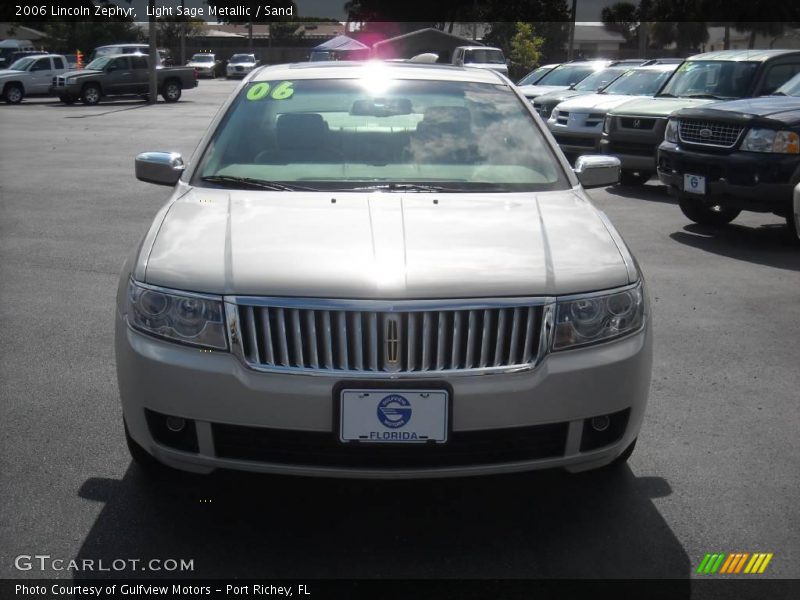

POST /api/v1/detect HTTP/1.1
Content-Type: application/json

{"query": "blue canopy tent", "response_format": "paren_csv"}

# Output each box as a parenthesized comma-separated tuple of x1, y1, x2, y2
(309, 35, 370, 62)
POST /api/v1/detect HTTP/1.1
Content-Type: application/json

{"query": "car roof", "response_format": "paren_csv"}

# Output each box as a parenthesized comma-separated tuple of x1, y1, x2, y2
(251, 61, 506, 84)
(687, 49, 800, 62)
(458, 46, 503, 51)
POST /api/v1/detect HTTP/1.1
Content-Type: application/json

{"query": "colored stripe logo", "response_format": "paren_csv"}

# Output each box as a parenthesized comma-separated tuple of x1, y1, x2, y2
(696, 552, 773, 574)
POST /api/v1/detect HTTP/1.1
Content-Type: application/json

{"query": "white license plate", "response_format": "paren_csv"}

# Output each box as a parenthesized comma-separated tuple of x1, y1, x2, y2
(684, 173, 706, 195)
(339, 389, 449, 444)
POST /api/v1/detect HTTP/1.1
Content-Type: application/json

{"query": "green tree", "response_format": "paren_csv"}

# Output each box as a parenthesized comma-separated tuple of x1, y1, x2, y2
(509, 23, 544, 78)
(481, 1, 570, 64)
(156, 17, 206, 57)
(648, 0, 708, 54)
(601, 2, 640, 46)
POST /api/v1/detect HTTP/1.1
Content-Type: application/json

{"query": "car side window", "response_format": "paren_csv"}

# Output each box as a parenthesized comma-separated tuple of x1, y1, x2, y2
(760, 62, 800, 94)
(31, 58, 51, 71)
(131, 56, 147, 70)
(112, 57, 130, 70)
(53, 57, 65, 70)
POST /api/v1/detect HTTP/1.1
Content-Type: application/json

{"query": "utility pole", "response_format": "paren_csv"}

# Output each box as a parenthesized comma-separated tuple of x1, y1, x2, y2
(180, 0, 186, 64)
(148, 0, 157, 104)
(567, 0, 577, 61)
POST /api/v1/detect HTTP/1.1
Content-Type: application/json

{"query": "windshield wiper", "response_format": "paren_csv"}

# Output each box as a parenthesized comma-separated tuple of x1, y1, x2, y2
(682, 93, 730, 100)
(200, 176, 320, 191)
(346, 183, 469, 193)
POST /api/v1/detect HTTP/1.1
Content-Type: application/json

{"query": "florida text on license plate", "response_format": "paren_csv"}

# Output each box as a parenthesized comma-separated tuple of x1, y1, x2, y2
(339, 389, 449, 444)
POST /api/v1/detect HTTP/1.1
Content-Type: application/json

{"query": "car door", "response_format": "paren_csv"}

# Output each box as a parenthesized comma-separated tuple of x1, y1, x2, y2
(106, 56, 134, 94)
(27, 57, 54, 94)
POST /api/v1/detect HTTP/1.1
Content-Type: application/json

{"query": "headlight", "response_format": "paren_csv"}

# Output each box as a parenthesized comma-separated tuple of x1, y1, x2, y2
(66, 78, 76, 84)
(664, 118, 678, 143)
(740, 128, 800, 154)
(549, 108, 559, 121)
(126, 280, 227, 349)
(602, 115, 611, 134)
(553, 283, 644, 350)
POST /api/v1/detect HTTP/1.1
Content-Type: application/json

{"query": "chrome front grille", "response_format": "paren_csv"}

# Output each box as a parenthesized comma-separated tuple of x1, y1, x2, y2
(678, 119, 744, 148)
(230, 299, 549, 375)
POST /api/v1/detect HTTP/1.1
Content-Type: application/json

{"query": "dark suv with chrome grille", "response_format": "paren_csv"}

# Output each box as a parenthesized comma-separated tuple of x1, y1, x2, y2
(658, 71, 800, 235)
(601, 50, 800, 185)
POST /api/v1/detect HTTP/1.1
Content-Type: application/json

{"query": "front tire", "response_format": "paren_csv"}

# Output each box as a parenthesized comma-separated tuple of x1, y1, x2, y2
(3, 83, 24, 104)
(81, 83, 101, 106)
(678, 195, 740, 226)
(161, 80, 181, 102)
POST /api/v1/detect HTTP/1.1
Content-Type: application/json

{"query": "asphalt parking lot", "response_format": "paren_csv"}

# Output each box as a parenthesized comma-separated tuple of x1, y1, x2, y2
(1, 80, 798, 583)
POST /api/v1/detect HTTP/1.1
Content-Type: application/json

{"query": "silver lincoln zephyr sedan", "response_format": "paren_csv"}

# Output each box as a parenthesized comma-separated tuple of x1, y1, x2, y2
(116, 61, 652, 478)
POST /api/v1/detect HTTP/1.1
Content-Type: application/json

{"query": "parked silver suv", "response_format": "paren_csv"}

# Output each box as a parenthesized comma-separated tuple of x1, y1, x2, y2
(117, 61, 652, 478)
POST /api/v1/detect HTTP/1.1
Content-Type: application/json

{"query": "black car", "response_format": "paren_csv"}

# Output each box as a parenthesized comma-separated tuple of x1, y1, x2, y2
(658, 71, 800, 237)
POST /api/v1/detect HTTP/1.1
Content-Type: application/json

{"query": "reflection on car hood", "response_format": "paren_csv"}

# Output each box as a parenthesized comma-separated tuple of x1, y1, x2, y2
(555, 93, 647, 113)
(607, 96, 717, 117)
(673, 96, 800, 121)
(518, 84, 570, 98)
(59, 69, 101, 78)
(141, 188, 632, 298)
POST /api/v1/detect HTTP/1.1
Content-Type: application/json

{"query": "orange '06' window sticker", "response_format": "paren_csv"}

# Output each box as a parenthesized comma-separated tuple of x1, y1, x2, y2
(246, 81, 295, 101)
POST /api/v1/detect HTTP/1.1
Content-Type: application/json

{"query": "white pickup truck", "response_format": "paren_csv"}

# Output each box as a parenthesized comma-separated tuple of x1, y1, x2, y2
(0, 54, 69, 103)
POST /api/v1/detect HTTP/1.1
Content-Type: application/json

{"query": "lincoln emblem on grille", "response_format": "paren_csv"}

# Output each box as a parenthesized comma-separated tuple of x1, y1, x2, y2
(385, 316, 401, 371)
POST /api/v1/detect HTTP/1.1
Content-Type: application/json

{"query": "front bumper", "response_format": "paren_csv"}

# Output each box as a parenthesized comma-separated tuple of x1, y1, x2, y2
(227, 66, 254, 78)
(115, 303, 653, 478)
(548, 126, 602, 156)
(657, 141, 800, 214)
(600, 118, 667, 172)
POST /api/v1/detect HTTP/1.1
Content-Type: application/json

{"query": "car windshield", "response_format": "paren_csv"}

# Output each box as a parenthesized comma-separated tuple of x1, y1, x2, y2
(535, 64, 599, 87)
(658, 60, 758, 99)
(230, 54, 255, 64)
(573, 67, 627, 91)
(517, 66, 553, 86)
(603, 68, 677, 96)
(464, 49, 505, 64)
(8, 56, 36, 71)
(194, 75, 568, 192)
(86, 57, 113, 70)
(192, 55, 215, 63)
(774, 72, 800, 96)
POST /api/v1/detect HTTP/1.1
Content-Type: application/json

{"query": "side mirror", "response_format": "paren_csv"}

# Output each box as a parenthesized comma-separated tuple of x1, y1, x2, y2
(574, 155, 621, 189)
(135, 151, 185, 186)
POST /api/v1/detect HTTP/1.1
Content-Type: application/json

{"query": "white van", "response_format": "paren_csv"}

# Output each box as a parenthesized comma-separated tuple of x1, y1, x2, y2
(452, 46, 508, 76)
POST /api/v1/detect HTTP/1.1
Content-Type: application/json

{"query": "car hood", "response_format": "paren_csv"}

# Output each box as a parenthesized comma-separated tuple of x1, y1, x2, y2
(141, 188, 632, 298)
(608, 96, 718, 117)
(188, 62, 214, 67)
(518, 84, 569, 98)
(556, 93, 648, 113)
(673, 96, 800, 124)
(465, 63, 508, 72)
(0, 69, 27, 78)
(535, 89, 587, 105)
(61, 69, 101, 78)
